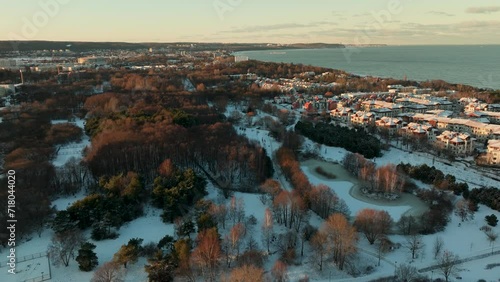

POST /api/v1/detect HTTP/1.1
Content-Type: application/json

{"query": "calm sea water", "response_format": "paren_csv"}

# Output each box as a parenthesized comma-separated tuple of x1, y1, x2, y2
(237, 45, 500, 90)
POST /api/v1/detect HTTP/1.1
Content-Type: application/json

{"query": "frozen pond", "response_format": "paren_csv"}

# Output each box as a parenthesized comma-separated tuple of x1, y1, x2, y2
(301, 159, 429, 218)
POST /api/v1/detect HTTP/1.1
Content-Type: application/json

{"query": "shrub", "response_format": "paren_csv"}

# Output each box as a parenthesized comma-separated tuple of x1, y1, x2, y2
(485, 214, 498, 227)
(315, 166, 337, 179)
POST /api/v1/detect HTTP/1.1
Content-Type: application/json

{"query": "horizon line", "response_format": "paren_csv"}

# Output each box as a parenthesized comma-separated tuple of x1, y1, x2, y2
(1, 40, 500, 47)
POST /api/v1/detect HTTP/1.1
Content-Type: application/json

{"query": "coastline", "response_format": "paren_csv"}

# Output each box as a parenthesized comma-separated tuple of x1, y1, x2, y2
(235, 45, 500, 90)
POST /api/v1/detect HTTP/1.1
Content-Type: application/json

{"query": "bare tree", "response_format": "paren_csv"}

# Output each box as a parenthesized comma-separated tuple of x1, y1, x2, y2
(354, 209, 393, 245)
(397, 215, 419, 235)
(438, 250, 459, 282)
(209, 203, 228, 230)
(191, 228, 221, 282)
(228, 264, 264, 282)
(91, 261, 124, 282)
(271, 260, 288, 282)
(454, 199, 474, 222)
(376, 237, 391, 266)
(262, 208, 274, 254)
(323, 213, 357, 270)
(395, 263, 420, 282)
(48, 229, 85, 267)
(433, 236, 444, 259)
(404, 234, 424, 260)
(229, 197, 245, 225)
(310, 231, 328, 271)
(230, 223, 246, 262)
(483, 228, 498, 254)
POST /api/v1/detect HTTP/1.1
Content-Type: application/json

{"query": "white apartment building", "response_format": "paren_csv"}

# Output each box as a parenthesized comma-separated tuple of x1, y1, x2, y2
(435, 131, 474, 156)
(486, 140, 500, 165)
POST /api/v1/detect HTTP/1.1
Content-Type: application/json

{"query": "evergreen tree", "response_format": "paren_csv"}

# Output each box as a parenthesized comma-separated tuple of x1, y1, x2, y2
(76, 242, 98, 271)
(144, 251, 175, 282)
(486, 214, 498, 227)
(51, 210, 78, 233)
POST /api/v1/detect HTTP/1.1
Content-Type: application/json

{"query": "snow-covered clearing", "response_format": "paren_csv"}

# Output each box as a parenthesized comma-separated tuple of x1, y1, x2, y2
(1, 204, 174, 282)
(51, 118, 91, 167)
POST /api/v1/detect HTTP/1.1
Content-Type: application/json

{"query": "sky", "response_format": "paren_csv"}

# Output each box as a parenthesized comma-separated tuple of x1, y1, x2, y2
(2, 0, 500, 45)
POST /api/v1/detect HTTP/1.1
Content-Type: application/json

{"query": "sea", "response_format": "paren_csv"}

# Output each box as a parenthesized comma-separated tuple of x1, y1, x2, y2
(236, 45, 500, 90)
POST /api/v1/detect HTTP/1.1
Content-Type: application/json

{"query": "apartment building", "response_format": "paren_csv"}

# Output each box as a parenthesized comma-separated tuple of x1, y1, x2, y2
(486, 140, 500, 165)
(435, 131, 474, 156)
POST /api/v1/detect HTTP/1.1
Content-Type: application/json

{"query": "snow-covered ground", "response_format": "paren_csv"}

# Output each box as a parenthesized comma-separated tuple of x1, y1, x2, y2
(0, 206, 172, 282)
(0, 252, 50, 282)
(51, 118, 91, 167)
(2, 105, 499, 281)
(376, 147, 500, 189)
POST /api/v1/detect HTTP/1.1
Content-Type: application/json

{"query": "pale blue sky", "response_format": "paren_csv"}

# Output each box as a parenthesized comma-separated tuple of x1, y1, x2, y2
(2, 0, 500, 44)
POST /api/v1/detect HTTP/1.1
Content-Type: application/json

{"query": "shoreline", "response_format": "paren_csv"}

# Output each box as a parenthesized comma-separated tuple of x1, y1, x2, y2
(235, 46, 500, 90)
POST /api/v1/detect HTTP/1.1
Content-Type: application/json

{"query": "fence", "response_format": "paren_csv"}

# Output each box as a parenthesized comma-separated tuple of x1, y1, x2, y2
(0, 252, 47, 268)
(22, 273, 51, 282)
(17, 252, 47, 264)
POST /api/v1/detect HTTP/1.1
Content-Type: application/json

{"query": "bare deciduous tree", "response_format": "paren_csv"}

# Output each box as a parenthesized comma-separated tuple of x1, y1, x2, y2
(395, 263, 420, 282)
(48, 229, 85, 267)
(91, 261, 124, 282)
(228, 264, 264, 282)
(404, 234, 424, 260)
(454, 199, 474, 222)
(262, 208, 274, 253)
(229, 197, 245, 225)
(311, 231, 328, 271)
(230, 223, 245, 262)
(376, 237, 391, 266)
(209, 203, 228, 230)
(397, 215, 419, 235)
(323, 213, 357, 270)
(354, 209, 393, 245)
(191, 228, 221, 282)
(483, 228, 498, 254)
(271, 260, 288, 282)
(433, 236, 444, 259)
(438, 250, 459, 282)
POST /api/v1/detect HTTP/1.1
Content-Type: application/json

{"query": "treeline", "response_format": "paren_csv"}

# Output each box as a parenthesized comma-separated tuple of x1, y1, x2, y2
(231, 61, 334, 79)
(295, 121, 381, 159)
(0, 102, 77, 242)
(343, 153, 406, 194)
(83, 92, 273, 191)
(276, 145, 350, 220)
(397, 163, 469, 196)
(52, 172, 146, 240)
(468, 187, 500, 212)
(109, 72, 184, 93)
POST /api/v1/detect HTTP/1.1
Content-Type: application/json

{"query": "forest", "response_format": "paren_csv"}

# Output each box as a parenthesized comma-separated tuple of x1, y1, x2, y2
(295, 120, 382, 158)
(1, 57, 498, 281)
